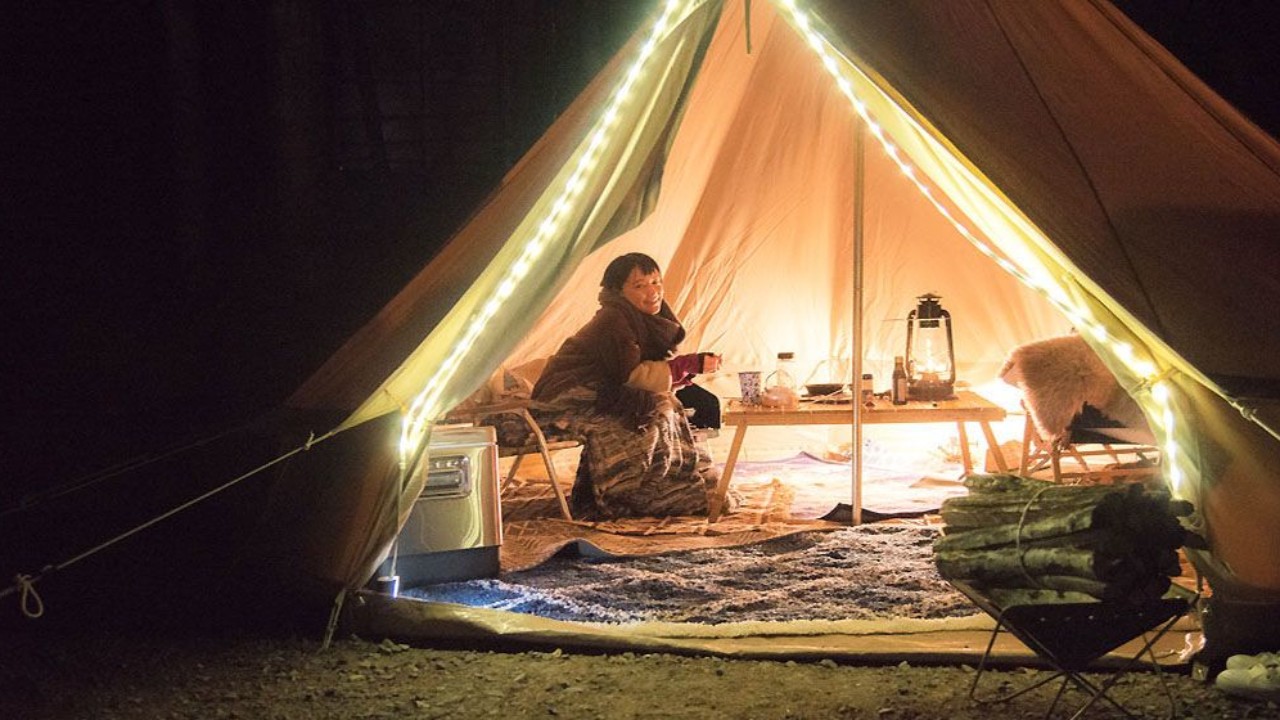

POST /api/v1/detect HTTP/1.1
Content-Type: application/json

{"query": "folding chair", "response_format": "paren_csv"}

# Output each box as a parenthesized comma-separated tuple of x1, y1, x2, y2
(449, 386, 720, 522)
(490, 405, 718, 522)
(447, 400, 577, 521)
(1001, 335, 1160, 485)
(1018, 410, 1161, 485)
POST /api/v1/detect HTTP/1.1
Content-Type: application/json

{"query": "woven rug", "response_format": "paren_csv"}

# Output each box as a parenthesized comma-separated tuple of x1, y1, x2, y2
(501, 477, 840, 572)
(404, 524, 978, 624)
(497, 450, 966, 572)
(402, 457, 979, 626)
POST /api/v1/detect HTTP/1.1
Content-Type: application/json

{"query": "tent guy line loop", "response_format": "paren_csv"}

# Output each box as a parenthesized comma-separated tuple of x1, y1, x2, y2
(321, 588, 347, 651)
(0, 428, 340, 617)
(14, 573, 44, 619)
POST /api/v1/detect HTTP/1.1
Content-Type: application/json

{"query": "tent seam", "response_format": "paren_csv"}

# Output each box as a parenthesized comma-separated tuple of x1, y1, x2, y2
(982, 0, 1166, 341)
(1086, 0, 1280, 182)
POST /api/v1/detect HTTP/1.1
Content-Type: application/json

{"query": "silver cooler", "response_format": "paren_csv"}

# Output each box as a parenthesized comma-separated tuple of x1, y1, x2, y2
(380, 425, 502, 586)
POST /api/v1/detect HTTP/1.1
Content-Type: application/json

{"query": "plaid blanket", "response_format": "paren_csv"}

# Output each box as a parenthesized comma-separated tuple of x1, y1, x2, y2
(530, 386, 720, 520)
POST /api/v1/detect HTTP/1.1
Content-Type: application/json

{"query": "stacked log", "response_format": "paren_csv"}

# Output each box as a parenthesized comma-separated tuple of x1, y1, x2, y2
(935, 474, 1194, 606)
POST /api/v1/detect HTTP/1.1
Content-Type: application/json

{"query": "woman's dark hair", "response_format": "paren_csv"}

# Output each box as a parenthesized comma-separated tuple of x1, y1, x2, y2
(601, 252, 661, 291)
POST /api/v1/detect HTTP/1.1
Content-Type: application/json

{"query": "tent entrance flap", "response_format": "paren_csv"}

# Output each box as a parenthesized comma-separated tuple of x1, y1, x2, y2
(340, 0, 725, 436)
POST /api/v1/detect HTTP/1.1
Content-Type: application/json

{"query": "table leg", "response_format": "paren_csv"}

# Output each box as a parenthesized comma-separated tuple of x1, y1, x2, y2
(956, 421, 973, 475)
(708, 423, 749, 522)
(980, 421, 1008, 473)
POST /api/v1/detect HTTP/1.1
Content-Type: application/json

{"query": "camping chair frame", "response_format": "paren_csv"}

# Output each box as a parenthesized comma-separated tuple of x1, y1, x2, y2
(1018, 414, 1161, 486)
(954, 580, 1197, 720)
(447, 400, 577, 521)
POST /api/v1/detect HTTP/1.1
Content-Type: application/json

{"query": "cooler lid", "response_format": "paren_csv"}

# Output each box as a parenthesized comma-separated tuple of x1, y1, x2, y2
(429, 424, 497, 450)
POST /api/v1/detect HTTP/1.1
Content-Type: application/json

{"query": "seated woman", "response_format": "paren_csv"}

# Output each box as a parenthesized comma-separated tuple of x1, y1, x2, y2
(530, 252, 724, 520)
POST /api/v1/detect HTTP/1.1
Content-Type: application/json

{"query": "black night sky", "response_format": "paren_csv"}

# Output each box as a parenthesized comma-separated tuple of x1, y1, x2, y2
(2, 1, 1278, 625)
(4, 2, 652, 484)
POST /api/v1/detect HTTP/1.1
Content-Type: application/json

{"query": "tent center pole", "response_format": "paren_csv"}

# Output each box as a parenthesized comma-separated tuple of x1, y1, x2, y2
(851, 115, 866, 526)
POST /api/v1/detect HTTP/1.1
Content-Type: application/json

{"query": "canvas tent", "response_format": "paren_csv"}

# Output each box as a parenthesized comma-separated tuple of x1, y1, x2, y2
(277, 0, 1280, 628)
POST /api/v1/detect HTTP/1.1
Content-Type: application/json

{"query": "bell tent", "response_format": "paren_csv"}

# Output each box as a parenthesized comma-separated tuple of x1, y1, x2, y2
(276, 0, 1280, 641)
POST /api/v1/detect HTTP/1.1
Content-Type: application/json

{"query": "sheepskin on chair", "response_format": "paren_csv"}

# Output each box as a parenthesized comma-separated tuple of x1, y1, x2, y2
(999, 334, 1147, 448)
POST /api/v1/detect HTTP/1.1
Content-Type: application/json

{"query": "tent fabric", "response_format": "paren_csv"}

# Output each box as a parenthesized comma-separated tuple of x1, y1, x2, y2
(280, 0, 1280, 601)
(345, 590, 1198, 666)
(821, 0, 1280, 396)
(502, 0, 1066, 389)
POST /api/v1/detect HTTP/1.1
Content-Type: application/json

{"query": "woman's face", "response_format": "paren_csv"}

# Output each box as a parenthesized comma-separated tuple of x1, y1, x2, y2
(621, 266, 664, 315)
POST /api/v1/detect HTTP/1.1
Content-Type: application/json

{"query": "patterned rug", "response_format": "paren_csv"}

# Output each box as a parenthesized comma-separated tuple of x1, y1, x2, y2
(501, 477, 839, 572)
(400, 458, 979, 625)
(497, 452, 965, 572)
(404, 524, 978, 624)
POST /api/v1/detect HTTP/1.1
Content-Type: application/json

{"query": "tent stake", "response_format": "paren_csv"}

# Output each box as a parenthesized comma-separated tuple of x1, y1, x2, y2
(321, 589, 347, 651)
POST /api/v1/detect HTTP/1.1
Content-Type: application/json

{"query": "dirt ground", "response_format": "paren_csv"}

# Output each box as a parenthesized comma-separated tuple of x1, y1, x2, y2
(3, 627, 1278, 720)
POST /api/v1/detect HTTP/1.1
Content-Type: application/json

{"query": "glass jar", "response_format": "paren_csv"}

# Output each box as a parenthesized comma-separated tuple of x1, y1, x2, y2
(770, 352, 797, 390)
(762, 352, 799, 409)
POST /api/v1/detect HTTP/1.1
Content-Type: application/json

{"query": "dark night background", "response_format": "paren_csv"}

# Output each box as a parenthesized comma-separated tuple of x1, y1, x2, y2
(1, 1, 1277, 627)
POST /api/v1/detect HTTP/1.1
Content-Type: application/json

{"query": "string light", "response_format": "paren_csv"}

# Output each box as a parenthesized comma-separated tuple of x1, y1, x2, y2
(397, 0, 696, 461)
(775, 1, 1190, 495)
(395, 0, 1192, 496)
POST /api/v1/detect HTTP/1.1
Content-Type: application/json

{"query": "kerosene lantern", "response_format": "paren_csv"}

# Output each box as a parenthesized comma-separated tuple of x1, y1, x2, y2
(904, 293, 956, 401)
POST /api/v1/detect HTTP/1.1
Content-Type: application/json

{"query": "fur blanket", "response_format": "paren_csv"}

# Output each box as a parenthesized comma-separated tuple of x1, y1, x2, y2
(999, 334, 1147, 446)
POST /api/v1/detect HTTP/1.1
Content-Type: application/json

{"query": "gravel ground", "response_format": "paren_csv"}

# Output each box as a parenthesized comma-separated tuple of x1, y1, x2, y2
(3, 628, 1279, 720)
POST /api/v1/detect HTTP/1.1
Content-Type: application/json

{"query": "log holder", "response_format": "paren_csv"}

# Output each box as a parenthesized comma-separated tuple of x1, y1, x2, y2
(950, 580, 1198, 719)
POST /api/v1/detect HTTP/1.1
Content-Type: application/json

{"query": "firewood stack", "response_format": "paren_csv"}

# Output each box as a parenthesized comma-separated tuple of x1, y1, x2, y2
(934, 474, 1194, 607)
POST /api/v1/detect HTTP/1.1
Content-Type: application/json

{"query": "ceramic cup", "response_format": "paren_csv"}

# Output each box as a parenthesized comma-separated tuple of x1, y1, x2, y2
(738, 371, 763, 405)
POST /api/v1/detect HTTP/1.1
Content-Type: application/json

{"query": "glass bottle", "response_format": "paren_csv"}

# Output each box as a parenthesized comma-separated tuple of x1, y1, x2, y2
(771, 352, 797, 390)
(860, 373, 874, 402)
(892, 356, 909, 405)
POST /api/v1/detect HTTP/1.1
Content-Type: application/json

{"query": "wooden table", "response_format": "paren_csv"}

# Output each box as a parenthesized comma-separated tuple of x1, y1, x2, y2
(708, 390, 1007, 521)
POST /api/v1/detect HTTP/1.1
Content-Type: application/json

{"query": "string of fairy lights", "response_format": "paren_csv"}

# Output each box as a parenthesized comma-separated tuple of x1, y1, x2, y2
(771, 0, 1186, 495)
(396, 0, 1189, 497)
(396, 0, 694, 464)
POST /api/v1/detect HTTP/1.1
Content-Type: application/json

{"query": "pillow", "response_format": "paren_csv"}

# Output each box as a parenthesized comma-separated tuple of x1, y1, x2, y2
(489, 357, 548, 401)
(626, 360, 673, 394)
(447, 357, 549, 421)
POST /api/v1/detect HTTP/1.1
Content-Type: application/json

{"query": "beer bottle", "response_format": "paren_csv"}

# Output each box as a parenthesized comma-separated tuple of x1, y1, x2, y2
(892, 356, 909, 405)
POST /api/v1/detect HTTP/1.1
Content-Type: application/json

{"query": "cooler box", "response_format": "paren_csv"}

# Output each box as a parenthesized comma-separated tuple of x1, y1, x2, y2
(380, 425, 502, 586)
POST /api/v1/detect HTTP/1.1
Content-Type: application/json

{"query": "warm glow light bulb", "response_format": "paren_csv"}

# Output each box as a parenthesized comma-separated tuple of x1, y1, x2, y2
(1151, 382, 1170, 403)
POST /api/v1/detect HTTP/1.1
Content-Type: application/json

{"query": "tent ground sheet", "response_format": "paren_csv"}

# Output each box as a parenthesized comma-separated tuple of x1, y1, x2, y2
(357, 456, 1202, 665)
